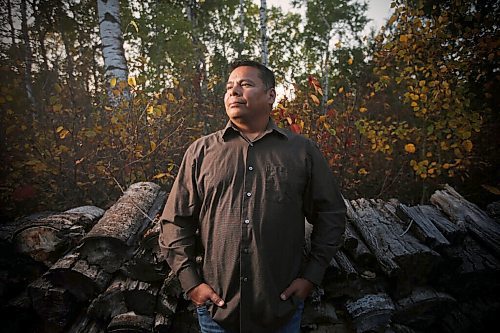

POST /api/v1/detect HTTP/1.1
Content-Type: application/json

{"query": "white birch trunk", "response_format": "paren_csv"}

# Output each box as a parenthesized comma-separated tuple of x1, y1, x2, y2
(20, 0, 36, 110)
(97, 0, 128, 86)
(259, 0, 269, 66)
(238, 0, 245, 58)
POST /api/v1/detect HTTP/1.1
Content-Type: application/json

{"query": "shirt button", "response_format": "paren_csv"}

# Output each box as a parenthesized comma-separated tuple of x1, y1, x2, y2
(246, 192, 252, 197)
(243, 248, 249, 254)
(248, 166, 253, 171)
(242, 277, 248, 282)
(244, 219, 250, 224)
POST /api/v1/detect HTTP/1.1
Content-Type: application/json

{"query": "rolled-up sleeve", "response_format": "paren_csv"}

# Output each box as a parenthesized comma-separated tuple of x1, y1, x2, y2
(301, 141, 346, 286)
(158, 144, 203, 293)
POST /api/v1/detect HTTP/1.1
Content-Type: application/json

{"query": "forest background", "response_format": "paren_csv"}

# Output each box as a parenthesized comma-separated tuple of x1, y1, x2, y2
(0, 0, 498, 220)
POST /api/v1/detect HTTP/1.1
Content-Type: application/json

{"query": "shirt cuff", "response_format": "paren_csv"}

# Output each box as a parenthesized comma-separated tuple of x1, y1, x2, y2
(300, 260, 327, 286)
(178, 266, 203, 293)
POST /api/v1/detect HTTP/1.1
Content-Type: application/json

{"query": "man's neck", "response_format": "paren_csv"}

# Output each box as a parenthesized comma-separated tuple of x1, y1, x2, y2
(231, 117, 270, 141)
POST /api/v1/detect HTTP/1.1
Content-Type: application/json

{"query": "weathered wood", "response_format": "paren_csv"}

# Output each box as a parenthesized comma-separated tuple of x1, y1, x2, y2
(431, 184, 500, 257)
(392, 287, 456, 329)
(395, 204, 450, 249)
(333, 250, 358, 279)
(80, 182, 161, 273)
(124, 278, 161, 316)
(156, 271, 183, 316)
(87, 275, 129, 321)
(0, 290, 37, 333)
(349, 199, 440, 289)
(415, 205, 466, 244)
(67, 313, 105, 333)
(107, 311, 154, 333)
(120, 191, 169, 282)
(11, 206, 104, 266)
(28, 275, 80, 333)
(440, 296, 499, 333)
(439, 236, 500, 296)
(344, 200, 378, 270)
(343, 221, 359, 251)
(346, 293, 395, 333)
(46, 251, 112, 301)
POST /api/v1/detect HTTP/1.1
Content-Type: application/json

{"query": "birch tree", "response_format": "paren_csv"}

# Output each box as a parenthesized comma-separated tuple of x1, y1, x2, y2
(259, 0, 269, 66)
(97, 0, 129, 102)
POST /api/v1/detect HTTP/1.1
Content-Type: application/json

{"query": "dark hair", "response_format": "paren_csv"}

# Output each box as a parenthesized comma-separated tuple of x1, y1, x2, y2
(228, 60, 275, 89)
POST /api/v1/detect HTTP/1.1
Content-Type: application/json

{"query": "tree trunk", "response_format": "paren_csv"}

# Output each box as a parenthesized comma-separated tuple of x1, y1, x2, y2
(259, 0, 269, 66)
(238, 0, 245, 58)
(20, 0, 36, 111)
(96, 0, 129, 103)
(7, 0, 16, 45)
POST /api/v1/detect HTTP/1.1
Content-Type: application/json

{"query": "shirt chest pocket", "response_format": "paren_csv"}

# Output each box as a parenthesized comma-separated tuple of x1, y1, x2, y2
(265, 165, 293, 204)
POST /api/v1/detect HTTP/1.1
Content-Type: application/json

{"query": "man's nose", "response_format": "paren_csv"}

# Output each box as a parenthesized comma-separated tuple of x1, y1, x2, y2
(229, 85, 242, 96)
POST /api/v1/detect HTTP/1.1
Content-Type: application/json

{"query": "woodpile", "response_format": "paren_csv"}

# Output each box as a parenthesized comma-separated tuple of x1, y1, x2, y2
(1, 182, 498, 332)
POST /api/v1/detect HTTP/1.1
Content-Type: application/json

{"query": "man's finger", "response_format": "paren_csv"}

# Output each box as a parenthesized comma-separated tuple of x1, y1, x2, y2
(280, 285, 294, 300)
(210, 292, 225, 306)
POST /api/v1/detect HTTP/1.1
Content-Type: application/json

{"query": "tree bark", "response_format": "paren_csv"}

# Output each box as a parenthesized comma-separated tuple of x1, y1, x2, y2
(96, 0, 129, 103)
(80, 182, 161, 273)
(259, 0, 269, 66)
(430, 184, 500, 257)
(346, 293, 395, 333)
(20, 0, 36, 110)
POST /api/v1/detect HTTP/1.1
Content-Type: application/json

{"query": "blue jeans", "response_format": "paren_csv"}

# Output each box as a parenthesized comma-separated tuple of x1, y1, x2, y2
(196, 301, 304, 333)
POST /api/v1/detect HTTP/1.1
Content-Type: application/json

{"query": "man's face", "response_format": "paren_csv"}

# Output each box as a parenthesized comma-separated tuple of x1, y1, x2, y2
(224, 66, 276, 124)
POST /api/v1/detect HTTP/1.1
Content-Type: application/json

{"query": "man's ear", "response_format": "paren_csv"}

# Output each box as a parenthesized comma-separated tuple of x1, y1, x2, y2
(268, 87, 276, 105)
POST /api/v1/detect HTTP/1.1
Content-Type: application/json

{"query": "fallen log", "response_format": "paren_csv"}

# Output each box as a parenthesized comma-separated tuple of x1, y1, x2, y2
(28, 275, 80, 333)
(414, 205, 466, 244)
(154, 271, 183, 332)
(12, 206, 104, 266)
(67, 313, 105, 333)
(346, 292, 395, 333)
(45, 251, 112, 301)
(80, 182, 161, 273)
(395, 204, 450, 249)
(107, 311, 154, 333)
(87, 275, 129, 321)
(349, 199, 440, 290)
(120, 191, 169, 282)
(392, 287, 456, 329)
(440, 296, 499, 333)
(430, 184, 500, 257)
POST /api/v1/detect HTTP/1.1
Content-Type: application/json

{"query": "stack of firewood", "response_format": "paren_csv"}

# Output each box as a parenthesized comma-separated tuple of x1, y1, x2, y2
(1, 182, 498, 333)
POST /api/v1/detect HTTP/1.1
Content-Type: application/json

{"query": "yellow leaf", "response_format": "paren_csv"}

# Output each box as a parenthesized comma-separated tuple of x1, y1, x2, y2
(130, 20, 139, 33)
(348, 58, 353, 65)
(150, 141, 157, 151)
(463, 140, 473, 152)
(167, 92, 176, 102)
(400, 34, 408, 43)
(110, 77, 117, 88)
(59, 129, 70, 139)
(359, 107, 368, 113)
(326, 99, 334, 105)
(310, 94, 320, 106)
(404, 143, 416, 153)
(318, 115, 327, 123)
(153, 173, 168, 179)
(147, 106, 154, 114)
(128, 76, 137, 87)
(358, 168, 369, 175)
(338, 87, 344, 93)
(56, 126, 64, 133)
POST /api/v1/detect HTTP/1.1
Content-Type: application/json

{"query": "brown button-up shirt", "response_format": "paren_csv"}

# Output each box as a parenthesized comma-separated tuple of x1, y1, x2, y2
(159, 119, 346, 332)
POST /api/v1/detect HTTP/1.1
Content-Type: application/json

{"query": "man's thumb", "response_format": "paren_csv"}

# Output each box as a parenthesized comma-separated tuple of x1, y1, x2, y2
(210, 292, 225, 307)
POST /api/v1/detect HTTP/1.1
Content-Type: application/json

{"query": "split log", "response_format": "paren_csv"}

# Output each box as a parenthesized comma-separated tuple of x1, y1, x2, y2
(120, 191, 169, 282)
(348, 199, 440, 290)
(302, 301, 339, 326)
(343, 221, 359, 251)
(107, 311, 154, 333)
(67, 313, 105, 333)
(344, 200, 378, 270)
(395, 204, 450, 249)
(414, 205, 466, 244)
(431, 184, 500, 257)
(87, 275, 129, 321)
(333, 250, 358, 279)
(11, 206, 104, 266)
(45, 251, 112, 301)
(346, 293, 395, 333)
(28, 276, 80, 333)
(392, 287, 456, 329)
(154, 271, 183, 332)
(439, 236, 500, 296)
(80, 182, 161, 273)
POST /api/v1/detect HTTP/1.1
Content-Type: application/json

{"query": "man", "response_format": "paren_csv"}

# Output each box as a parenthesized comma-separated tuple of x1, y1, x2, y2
(159, 60, 346, 333)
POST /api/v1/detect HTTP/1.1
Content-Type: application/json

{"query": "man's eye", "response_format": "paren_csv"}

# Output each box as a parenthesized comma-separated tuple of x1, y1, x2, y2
(241, 83, 250, 87)
(226, 86, 233, 90)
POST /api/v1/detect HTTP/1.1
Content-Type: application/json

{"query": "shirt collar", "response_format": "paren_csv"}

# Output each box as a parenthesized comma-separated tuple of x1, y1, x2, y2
(222, 118, 289, 141)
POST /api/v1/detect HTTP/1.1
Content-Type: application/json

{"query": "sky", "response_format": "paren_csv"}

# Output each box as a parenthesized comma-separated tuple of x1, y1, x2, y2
(259, 0, 394, 35)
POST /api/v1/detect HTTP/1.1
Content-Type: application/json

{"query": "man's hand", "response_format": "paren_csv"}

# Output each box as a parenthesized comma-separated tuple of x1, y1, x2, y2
(280, 278, 314, 301)
(187, 283, 225, 307)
